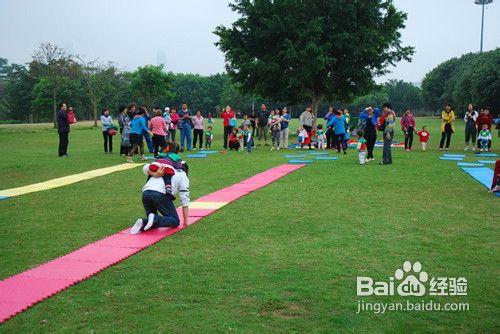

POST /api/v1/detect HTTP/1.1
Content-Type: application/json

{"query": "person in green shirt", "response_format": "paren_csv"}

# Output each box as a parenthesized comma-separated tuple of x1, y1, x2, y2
(204, 126, 214, 149)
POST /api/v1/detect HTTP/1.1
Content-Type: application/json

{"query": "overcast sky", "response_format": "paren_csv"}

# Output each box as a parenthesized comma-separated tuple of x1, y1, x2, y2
(0, 0, 498, 84)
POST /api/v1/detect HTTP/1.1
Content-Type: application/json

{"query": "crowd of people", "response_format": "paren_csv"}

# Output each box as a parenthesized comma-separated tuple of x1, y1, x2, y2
(55, 102, 496, 167)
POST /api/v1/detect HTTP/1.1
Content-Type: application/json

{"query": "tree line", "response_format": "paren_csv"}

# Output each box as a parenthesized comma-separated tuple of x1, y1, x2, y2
(0, 43, 497, 125)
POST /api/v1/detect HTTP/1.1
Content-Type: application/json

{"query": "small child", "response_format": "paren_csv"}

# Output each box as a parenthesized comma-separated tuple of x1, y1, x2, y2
(237, 126, 245, 150)
(207, 113, 214, 124)
(317, 124, 325, 149)
(204, 126, 214, 149)
(228, 128, 240, 151)
(243, 125, 253, 153)
(477, 124, 492, 152)
(417, 126, 430, 151)
(298, 127, 308, 148)
(356, 130, 367, 165)
(241, 114, 252, 129)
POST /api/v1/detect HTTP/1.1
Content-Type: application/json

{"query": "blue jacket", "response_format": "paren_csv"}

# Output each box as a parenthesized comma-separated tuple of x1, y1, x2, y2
(327, 115, 347, 135)
(359, 107, 381, 126)
(130, 116, 148, 135)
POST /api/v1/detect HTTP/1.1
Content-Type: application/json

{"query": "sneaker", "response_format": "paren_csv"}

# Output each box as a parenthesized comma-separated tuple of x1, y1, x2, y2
(464, 147, 468, 151)
(130, 219, 143, 234)
(127, 157, 133, 163)
(445, 148, 450, 151)
(270, 147, 274, 151)
(144, 213, 155, 231)
(438, 148, 443, 151)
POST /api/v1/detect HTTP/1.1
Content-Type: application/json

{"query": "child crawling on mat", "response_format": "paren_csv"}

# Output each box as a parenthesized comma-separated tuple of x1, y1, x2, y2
(130, 142, 190, 234)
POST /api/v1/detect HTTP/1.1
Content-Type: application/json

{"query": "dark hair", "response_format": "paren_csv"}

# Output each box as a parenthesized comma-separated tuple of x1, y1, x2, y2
(483, 106, 490, 111)
(404, 108, 411, 112)
(57, 102, 66, 109)
(382, 103, 392, 109)
(335, 110, 342, 115)
(101, 108, 109, 115)
(136, 107, 145, 115)
(317, 124, 323, 129)
(119, 105, 127, 113)
(445, 103, 452, 108)
(422, 125, 427, 129)
(153, 105, 161, 110)
(68, 106, 74, 110)
(208, 126, 212, 130)
(141, 104, 148, 109)
(357, 130, 364, 137)
(128, 103, 136, 110)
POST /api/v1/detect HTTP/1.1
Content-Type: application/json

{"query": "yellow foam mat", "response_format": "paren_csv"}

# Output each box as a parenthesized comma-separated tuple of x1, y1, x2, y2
(189, 201, 228, 209)
(0, 163, 141, 198)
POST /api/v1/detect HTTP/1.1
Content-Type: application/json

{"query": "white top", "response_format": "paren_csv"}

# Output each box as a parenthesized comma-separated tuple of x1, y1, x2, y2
(101, 115, 113, 131)
(142, 164, 190, 207)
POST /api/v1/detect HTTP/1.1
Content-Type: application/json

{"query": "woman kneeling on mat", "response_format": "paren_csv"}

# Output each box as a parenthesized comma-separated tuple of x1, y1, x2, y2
(130, 149, 190, 234)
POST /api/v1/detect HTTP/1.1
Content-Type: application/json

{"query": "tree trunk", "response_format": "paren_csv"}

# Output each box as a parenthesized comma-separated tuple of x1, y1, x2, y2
(93, 102, 98, 127)
(310, 95, 323, 127)
(52, 90, 57, 128)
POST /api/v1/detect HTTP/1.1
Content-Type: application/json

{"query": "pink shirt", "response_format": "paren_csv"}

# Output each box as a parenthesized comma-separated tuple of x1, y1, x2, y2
(149, 116, 167, 136)
(193, 115, 204, 130)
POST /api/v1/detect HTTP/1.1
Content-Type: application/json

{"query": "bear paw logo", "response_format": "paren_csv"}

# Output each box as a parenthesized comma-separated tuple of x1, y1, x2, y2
(395, 261, 428, 297)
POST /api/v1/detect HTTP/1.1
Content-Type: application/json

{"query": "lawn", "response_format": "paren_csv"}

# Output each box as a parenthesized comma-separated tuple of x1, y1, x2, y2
(0, 117, 498, 332)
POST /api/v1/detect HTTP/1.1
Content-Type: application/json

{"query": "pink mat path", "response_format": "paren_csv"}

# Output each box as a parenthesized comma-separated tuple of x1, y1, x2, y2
(0, 164, 304, 323)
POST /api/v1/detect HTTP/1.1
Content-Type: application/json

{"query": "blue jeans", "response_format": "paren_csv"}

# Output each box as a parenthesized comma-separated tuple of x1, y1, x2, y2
(180, 126, 192, 150)
(246, 138, 253, 152)
(141, 190, 180, 230)
(144, 132, 154, 153)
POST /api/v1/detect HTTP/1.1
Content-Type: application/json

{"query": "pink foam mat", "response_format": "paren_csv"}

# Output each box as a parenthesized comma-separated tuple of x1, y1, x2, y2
(0, 163, 305, 323)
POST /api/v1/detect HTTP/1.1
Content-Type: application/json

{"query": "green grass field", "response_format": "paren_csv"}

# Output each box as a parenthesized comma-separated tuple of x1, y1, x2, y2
(0, 118, 498, 332)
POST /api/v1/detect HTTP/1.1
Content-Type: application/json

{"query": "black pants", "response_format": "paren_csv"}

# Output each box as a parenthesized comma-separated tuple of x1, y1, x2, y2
(404, 126, 414, 149)
(223, 126, 233, 149)
(365, 131, 377, 159)
(251, 122, 256, 139)
(58, 131, 69, 157)
(140, 190, 180, 230)
(333, 133, 346, 153)
(152, 134, 166, 158)
(326, 127, 334, 149)
(465, 124, 476, 144)
(120, 145, 130, 155)
(193, 129, 204, 149)
(439, 124, 453, 149)
(103, 131, 113, 153)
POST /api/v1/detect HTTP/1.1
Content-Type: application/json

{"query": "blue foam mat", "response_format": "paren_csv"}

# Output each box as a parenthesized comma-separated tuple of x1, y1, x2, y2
(288, 159, 312, 164)
(200, 150, 218, 154)
(461, 167, 500, 197)
(439, 157, 463, 161)
(315, 156, 338, 160)
(443, 154, 466, 158)
(309, 152, 329, 155)
(285, 155, 306, 158)
(186, 154, 207, 158)
(478, 160, 496, 164)
(457, 162, 484, 167)
(0, 196, 9, 200)
(474, 153, 498, 157)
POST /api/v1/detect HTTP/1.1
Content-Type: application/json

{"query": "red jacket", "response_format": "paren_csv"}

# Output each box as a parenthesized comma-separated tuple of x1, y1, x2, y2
(476, 113, 493, 130)
(222, 110, 235, 127)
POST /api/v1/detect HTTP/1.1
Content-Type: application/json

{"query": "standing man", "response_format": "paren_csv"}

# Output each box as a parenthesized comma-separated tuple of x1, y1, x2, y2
(256, 103, 270, 146)
(178, 103, 193, 151)
(299, 106, 315, 149)
(56, 102, 70, 157)
(221, 105, 235, 149)
(379, 103, 396, 165)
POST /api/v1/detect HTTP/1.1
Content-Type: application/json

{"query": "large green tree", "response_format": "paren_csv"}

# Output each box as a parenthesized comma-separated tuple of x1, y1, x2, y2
(214, 0, 413, 117)
(129, 65, 174, 107)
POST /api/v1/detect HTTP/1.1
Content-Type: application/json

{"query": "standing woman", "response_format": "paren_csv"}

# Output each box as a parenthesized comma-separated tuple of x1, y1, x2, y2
(169, 107, 179, 142)
(400, 108, 416, 151)
(438, 104, 455, 151)
(464, 103, 478, 151)
(324, 106, 334, 149)
(178, 103, 193, 151)
(118, 106, 131, 156)
(56, 102, 70, 157)
(359, 106, 380, 162)
(127, 108, 151, 162)
(192, 110, 204, 150)
(101, 108, 114, 154)
(221, 106, 235, 149)
(299, 106, 315, 149)
(279, 107, 291, 149)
